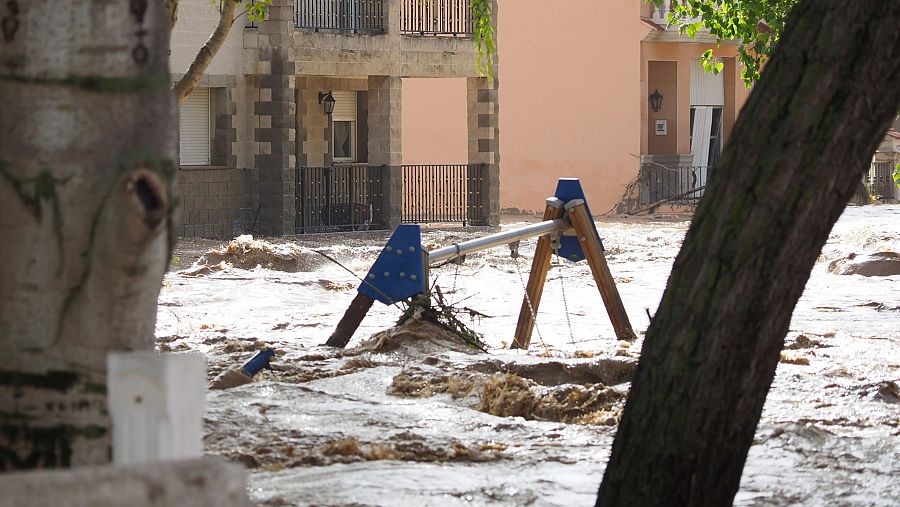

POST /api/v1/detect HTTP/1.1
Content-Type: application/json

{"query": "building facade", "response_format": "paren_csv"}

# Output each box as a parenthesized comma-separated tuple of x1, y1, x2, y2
(171, 0, 500, 238)
(493, 0, 751, 214)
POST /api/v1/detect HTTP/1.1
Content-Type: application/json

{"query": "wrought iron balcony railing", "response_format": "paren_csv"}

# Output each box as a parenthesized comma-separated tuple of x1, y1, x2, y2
(400, 0, 474, 36)
(295, 0, 386, 33)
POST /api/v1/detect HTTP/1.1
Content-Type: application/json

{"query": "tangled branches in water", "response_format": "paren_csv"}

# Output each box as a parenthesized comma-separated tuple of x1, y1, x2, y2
(396, 287, 489, 352)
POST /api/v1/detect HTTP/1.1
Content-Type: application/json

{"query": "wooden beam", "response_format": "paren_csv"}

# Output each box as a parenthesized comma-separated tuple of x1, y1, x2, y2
(325, 292, 375, 348)
(511, 199, 566, 349)
(567, 201, 637, 342)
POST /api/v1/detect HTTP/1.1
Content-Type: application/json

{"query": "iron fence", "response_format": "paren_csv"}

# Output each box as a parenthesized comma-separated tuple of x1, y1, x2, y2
(401, 164, 485, 225)
(296, 164, 385, 233)
(400, 0, 474, 36)
(638, 163, 712, 206)
(867, 161, 896, 201)
(295, 0, 385, 32)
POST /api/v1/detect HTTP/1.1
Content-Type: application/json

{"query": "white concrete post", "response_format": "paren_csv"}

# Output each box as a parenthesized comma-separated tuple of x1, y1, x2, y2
(107, 351, 206, 465)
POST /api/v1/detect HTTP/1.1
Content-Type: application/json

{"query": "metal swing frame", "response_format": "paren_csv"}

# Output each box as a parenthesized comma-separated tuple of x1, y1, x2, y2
(325, 178, 636, 349)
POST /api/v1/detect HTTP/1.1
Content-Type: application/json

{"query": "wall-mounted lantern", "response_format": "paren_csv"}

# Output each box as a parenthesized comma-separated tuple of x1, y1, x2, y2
(649, 89, 663, 112)
(319, 91, 335, 116)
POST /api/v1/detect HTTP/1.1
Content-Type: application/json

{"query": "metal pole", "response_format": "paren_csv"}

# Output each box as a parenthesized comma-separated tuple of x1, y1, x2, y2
(428, 216, 571, 265)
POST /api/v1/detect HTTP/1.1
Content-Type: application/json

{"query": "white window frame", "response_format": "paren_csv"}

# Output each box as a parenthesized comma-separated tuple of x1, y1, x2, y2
(331, 119, 357, 163)
(330, 91, 358, 163)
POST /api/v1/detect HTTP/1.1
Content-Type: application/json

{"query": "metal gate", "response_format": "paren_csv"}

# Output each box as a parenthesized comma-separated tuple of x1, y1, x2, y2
(639, 163, 712, 205)
(401, 164, 486, 225)
(867, 161, 896, 200)
(296, 164, 385, 233)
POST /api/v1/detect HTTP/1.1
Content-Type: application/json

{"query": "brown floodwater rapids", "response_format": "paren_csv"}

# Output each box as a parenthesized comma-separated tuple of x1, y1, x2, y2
(157, 205, 900, 506)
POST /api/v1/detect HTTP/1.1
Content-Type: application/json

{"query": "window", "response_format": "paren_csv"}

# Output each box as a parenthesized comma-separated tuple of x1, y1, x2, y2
(689, 58, 724, 168)
(333, 120, 355, 161)
(179, 87, 211, 166)
(331, 91, 358, 163)
(690, 106, 723, 167)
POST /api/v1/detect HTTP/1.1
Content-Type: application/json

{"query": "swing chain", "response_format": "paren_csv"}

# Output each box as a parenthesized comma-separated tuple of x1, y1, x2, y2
(551, 235, 576, 346)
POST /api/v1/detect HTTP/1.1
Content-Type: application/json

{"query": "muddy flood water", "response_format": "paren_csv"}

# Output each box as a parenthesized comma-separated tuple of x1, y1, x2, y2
(157, 205, 900, 507)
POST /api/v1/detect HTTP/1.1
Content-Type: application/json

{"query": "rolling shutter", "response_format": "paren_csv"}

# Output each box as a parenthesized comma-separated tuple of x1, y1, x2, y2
(331, 90, 357, 121)
(179, 88, 211, 166)
(690, 59, 724, 106)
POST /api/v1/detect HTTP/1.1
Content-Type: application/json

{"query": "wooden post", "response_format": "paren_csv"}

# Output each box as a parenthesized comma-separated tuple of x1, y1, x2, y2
(107, 352, 206, 465)
(511, 198, 566, 349)
(325, 292, 375, 348)
(567, 200, 637, 341)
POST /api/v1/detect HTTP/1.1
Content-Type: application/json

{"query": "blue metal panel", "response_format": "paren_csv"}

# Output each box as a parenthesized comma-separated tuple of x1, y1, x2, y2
(554, 178, 603, 263)
(358, 224, 427, 305)
(239, 348, 276, 377)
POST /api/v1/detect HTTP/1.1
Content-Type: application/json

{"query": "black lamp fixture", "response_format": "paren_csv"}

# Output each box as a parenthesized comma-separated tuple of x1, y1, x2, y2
(318, 91, 335, 116)
(649, 89, 663, 112)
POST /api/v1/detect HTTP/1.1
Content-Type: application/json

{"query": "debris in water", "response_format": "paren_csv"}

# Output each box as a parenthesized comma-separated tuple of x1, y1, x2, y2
(352, 317, 487, 356)
(465, 357, 637, 387)
(785, 334, 828, 350)
(388, 367, 478, 399)
(827, 251, 900, 276)
(180, 261, 227, 276)
(861, 380, 900, 403)
(780, 351, 811, 365)
(317, 279, 355, 291)
(210, 348, 277, 390)
(184, 235, 322, 273)
(319, 436, 505, 464)
(478, 373, 626, 426)
(388, 363, 629, 427)
(393, 288, 489, 352)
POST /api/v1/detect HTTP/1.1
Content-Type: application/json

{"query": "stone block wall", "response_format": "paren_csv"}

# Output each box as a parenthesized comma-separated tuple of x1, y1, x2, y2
(253, 1, 298, 236)
(368, 76, 404, 227)
(177, 168, 258, 239)
(467, 77, 500, 226)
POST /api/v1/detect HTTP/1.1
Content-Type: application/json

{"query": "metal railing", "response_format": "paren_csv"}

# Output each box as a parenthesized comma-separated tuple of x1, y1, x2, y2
(401, 164, 485, 225)
(400, 0, 474, 36)
(295, 0, 385, 32)
(296, 164, 385, 233)
(867, 161, 897, 201)
(638, 163, 712, 206)
(651, 0, 671, 21)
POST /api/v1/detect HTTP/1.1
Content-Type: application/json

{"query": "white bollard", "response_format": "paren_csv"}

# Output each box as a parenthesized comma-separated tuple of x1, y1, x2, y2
(107, 351, 206, 465)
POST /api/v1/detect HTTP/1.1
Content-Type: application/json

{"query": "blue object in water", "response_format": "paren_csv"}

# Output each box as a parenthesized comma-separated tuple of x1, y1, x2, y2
(554, 178, 604, 263)
(358, 224, 427, 305)
(239, 348, 276, 377)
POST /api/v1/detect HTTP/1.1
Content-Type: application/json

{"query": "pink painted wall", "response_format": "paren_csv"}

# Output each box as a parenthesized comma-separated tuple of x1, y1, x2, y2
(401, 78, 468, 165)
(399, 1, 752, 214)
(496, 0, 650, 213)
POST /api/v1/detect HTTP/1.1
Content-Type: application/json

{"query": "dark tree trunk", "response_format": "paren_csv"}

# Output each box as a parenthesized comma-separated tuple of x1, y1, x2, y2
(597, 2, 900, 506)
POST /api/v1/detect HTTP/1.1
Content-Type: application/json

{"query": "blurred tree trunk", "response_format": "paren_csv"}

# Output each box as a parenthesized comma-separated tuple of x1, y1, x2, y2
(597, 1, 900, 505)
(0, 0, 176, 469)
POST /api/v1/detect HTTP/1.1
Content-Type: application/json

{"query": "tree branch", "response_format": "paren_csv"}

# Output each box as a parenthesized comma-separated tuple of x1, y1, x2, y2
(165, 0, 179, 36)
(173, 0, 238, 100)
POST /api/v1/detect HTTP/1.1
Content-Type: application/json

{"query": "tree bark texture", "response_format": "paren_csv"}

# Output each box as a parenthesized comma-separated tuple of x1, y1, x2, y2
(165, 0, 179, 35)
(597, 2, 900, 506)
(172, 0, 237, 99)
(0, 0, 176, 469)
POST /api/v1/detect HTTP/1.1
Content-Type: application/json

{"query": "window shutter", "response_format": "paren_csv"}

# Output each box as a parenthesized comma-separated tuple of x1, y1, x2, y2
(179, 88, 211, 166)
(331, 90, 357, 121)
(690, 59, 724, 106)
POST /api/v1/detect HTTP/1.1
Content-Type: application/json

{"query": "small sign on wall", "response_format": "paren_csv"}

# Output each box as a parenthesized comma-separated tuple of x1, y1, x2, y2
(655, 119, 668, 136)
